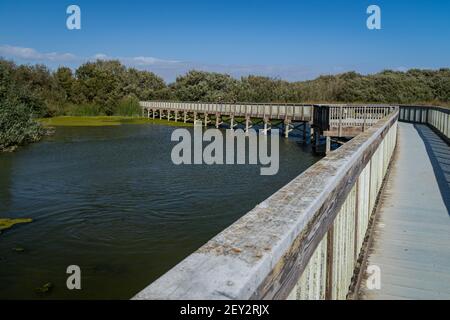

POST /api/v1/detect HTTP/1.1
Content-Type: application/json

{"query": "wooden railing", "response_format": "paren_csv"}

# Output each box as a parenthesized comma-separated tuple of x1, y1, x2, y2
(133, 108, 399, 300)
(140, 101, 313, 121)
(314, 104, 396, 137)
(399, 105, 450, 141)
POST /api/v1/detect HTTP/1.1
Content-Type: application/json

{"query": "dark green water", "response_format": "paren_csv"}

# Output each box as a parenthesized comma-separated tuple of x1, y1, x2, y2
(0, 124, 320, 299)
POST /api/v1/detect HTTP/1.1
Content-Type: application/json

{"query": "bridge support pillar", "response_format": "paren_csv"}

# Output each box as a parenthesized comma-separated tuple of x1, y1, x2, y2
(215, 113, 223, 128)
(325, 136, 331, 155)
(245, 115, 253, 135)
(174, 111, 178, 122)
(314, 130, 321, 153)
(303, 123, 308, 144)
(230, 114, 237, 131)
(284, 118, 293, 138)
(159, 109, 163, 120)
(263, 117, 271, 135)
(184, 111, 187, 123)
(193, 112, 197, 123)
(204, 113, 210, 127)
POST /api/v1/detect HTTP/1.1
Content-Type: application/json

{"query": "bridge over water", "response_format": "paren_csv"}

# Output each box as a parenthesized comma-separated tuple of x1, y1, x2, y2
(140, 101, 395, 154)
(135, 102, 450, 300)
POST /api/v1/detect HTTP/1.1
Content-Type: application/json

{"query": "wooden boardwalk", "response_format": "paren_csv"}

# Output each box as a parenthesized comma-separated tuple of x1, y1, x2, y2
(360, 122, 450, 300)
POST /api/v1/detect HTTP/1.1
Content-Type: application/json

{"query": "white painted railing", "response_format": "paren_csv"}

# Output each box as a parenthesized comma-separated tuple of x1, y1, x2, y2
(427, 108, 450, 139)
(328, 105, 395, 128)
(399, 106, 450, 140)
(289, 113, 397, 299)
(312, 104, 397, 137)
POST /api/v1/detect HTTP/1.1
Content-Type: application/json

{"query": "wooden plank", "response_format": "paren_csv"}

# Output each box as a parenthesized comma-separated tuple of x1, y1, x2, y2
(360, 123, 450, 300)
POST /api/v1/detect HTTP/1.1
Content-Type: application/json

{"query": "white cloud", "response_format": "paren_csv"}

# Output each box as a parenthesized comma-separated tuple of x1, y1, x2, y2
(129, 56, 179, 66)
(90, 53, 179, 66)
(0, 44, 323, 82)
(0, 45, 77, 62)
(0, 45, 179, 67)
(93, 53, 111, 60)
(395, 66, 408, 72)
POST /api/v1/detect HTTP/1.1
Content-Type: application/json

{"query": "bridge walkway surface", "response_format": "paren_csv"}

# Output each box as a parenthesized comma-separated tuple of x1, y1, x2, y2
(359, 122, 450, 299)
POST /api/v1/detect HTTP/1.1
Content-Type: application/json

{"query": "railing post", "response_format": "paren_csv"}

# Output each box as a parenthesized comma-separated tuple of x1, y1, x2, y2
(325, 136, 331, 155)
(363, 106, 367, 132)
(338, 106, 343, 137)
(303, 123, 307, 145)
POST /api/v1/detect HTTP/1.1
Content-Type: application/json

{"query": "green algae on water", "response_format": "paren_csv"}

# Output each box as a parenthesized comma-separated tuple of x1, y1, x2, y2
(39, 116, 193, 127)
(35, 282, 53, 294)
(0, 218, 33, 234)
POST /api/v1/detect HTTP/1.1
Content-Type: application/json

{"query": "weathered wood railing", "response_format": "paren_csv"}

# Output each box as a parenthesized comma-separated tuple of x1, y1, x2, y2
(133, 108, 399, 300)
(140, 101, 313, 122)
(399, 105, 450, 142)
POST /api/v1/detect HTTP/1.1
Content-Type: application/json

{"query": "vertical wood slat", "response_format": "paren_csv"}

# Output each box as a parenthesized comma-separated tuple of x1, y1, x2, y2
(287, 235, 328, 300)
(354, 180, 360, 262)
(325, 227, 334, 300)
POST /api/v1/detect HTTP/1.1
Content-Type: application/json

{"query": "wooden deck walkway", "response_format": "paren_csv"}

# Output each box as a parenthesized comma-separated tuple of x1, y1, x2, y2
(359, 122, 450, 300)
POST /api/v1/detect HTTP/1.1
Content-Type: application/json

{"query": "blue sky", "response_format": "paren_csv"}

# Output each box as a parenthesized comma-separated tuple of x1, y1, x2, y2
(0, 0, 449, 82)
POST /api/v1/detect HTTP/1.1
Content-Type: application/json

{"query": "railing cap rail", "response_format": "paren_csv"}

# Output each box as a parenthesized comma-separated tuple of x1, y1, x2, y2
(140, 101, 314, 106)
(399, 105, 450, 114)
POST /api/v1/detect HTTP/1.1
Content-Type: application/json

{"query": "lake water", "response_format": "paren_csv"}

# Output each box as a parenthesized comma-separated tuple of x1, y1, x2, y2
(0, 124, 320, 299)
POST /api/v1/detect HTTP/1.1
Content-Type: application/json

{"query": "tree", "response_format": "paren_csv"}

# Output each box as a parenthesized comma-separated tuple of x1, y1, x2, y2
(75, 60, 126, 115)
(172, 70, 238, 102)
(54, 67, 75, 101)
(0, 100, 45, 151)
(122, 68, 166, 100)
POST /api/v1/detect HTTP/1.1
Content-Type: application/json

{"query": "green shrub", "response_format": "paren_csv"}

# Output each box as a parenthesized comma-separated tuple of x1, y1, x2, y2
(65, 103, 104, 116)
(113, 96, 141, 116)
(0, 101, 45, 151)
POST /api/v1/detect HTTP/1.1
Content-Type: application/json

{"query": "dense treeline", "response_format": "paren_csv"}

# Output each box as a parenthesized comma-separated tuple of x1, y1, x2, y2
(1, 57, 449, 150)
(169, 69, 450, 105)
(1, 58, 449, 117)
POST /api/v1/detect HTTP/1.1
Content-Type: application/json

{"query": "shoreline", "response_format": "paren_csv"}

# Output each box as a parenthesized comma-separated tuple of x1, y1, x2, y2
(39, 116, 194, 127)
